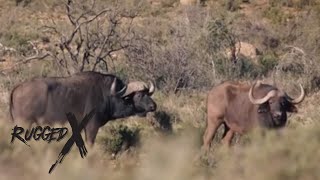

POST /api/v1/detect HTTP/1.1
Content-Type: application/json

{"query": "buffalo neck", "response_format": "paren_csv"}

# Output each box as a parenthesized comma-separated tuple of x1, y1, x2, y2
(109, 98, 135, 120)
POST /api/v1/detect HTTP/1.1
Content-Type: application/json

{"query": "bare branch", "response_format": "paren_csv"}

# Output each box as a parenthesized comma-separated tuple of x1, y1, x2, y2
(30, 0, 141, 75)
(64, 8, 111, 47)
(0, 53, 51, 74)
(75, 0, 96, 24)
(66, 0, 76, 27)
(39, 25, 62, 36)
(26, 41, 39, 56)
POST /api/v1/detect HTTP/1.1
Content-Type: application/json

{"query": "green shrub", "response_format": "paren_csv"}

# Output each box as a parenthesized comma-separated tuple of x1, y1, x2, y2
(259, 52, 278, 75)
(263, 6, 291, 24)
(1, 27, 39, 57)
(224, 0, 241, 12)
(125, 12, 213, 93)
(100, 125, 140, 154)
(269, 0, 318, 9)
(14, 0, 32, 7)
(213, 56, 262, 80)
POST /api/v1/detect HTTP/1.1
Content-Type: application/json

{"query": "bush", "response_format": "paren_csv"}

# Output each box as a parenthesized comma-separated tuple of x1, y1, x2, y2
(224, 0, 242, 12)
(212, 125, 320, 180)
(124, 8, 213, 93)
(2, 30, 39, 56)
(263, 6, 292, 25)
(100, 125, 140, 155)
(14, 0, 32, 7)
(259, 52, 278, 75)
(269, 0, 318, 9)
(0, 6, 40, 57)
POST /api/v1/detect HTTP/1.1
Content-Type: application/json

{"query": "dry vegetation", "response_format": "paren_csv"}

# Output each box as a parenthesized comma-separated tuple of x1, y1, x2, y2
(0, 0, 320, 179)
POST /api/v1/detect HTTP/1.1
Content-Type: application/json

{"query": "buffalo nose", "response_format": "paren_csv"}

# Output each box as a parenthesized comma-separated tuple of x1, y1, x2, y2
(149, 103, 157, 111)
(274, 112, 282, 119)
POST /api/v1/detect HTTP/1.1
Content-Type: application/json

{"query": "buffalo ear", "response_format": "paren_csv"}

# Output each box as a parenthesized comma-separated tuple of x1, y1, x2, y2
(123, 96, 131, 101)
(257, 103, 270, 113)
(122, 93, 134, 100)
(287, 104, 298, 113)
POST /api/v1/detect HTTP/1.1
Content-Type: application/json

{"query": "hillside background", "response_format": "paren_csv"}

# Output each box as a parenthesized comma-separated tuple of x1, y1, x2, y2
(0, 0, 320, 180)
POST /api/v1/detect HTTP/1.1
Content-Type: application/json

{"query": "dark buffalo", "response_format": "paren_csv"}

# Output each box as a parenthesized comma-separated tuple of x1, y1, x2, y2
(202, 80, 305, 150)
(9, 71, 157, 146)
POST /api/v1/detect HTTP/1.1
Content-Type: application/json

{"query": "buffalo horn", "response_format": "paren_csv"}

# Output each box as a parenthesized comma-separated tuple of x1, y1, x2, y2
(110, 78, 117, 95)
(285, 84, 305, 104)
(148, 81, 155, 95)
(248, 81, 277, 105)
(110, 78, 127, 96)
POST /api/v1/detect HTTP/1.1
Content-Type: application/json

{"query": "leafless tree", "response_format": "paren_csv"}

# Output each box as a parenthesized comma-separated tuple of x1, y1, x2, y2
(38, 0, 141, 75)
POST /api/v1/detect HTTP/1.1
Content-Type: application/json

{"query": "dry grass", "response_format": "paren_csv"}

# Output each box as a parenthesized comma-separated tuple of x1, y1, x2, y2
(1, 0, 320, 180)
(0, 90, 319, 180)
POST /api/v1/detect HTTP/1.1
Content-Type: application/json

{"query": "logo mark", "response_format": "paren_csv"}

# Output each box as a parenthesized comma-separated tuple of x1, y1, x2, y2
(49, 109, 96, 174)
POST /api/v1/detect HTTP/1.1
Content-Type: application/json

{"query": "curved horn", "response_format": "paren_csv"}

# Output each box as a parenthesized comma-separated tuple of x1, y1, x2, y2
(248, 81, 277, 105)
(117, 85, 127, 97)
(110, 78, 127, 96)
(110, 78, 117, 95)
(286, 84, 305, 104)
(148, 81, 155, 95)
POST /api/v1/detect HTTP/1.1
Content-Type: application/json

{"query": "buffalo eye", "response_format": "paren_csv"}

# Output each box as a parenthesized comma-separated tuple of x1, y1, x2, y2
(123, 96, 131, 102)
(136, 93, 143, 98)
(258, 103, 269, 113)
(280, 98, 288, 107)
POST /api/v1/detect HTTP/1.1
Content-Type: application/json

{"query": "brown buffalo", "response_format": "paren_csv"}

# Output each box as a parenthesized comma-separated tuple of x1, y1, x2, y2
(10, 71, 157, 146)
(202, 80, 305, 150)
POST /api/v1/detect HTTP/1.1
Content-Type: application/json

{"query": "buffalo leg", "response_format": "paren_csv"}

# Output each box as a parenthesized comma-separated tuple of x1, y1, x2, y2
(14, 117, 33, 130)
(221, 122, 230, 139)
(221, 130, 234, 147)
(202, 117, 223, 151)
(221, 122, 234, 146)
(84, 118, 100, 147)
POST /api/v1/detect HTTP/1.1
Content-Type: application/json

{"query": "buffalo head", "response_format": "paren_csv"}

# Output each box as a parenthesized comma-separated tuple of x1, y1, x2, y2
(248, 80, 305, 126)
(110, 78, 157, 118)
